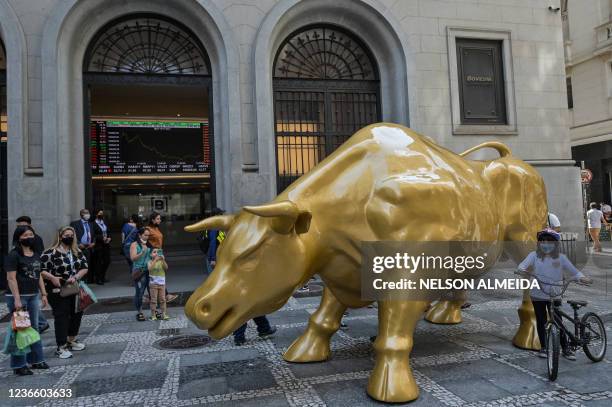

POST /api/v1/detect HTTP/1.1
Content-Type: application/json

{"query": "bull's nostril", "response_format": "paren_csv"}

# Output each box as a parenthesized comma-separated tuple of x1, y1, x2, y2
(200, 302, 210, 316)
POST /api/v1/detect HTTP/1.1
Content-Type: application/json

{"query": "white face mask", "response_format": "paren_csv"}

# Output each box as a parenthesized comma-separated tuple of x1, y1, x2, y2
(82, 214, 90, 221)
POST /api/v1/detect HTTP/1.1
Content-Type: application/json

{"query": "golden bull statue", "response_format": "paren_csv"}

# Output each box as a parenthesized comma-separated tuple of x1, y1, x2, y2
(184, 123, 547, 403)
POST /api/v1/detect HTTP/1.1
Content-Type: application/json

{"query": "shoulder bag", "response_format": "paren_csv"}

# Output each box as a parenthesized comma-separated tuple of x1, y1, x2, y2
(60, 250, 80, 297)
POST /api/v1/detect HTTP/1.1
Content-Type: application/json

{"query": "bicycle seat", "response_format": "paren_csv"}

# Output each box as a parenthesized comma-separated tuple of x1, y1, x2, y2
(567, 300, 587, 308)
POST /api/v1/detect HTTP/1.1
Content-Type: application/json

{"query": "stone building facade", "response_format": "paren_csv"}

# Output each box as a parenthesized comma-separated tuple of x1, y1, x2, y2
(565, 0, 612, 205)
(0, 0, 582, 249)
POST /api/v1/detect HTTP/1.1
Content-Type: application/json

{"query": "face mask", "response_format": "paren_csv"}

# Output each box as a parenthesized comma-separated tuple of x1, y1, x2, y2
(61, 236, 74, 246)
(540, 242, 555, 254)
(82, 214, 90, 221)
(20, 237, 35, 247)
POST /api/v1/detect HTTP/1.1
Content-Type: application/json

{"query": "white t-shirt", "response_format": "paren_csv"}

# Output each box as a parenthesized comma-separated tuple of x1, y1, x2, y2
(547, 213, 561, 229)
(587, 209, 604, 228)
(518, 251, 584, 300)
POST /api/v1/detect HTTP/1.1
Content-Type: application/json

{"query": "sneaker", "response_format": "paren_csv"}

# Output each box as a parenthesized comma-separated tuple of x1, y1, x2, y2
(297, 286, 309, 293)
(562, 350, 577, 361)
(13, 367, 33, 376)
(162, 313, 170, 321)
(30, 361, 49, 369)
(537, 350, 547, 358)
(461, 302, 472, 309)
(67, 340, 86, 351)
(166, 293, 178, 303)
(39, 323, 50, 334)
(55, 346, 73, 359)
(149, 314, 158, 321)
(258, 326, 277, 338)
(156, 311, 163, 320)
(234, 336, 246, 346)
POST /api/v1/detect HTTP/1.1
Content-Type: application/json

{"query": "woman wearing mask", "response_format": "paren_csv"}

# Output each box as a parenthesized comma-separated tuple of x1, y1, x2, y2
(92, 209, 111, 285)
(130, 227, 152, 321)
(5, 225, 49, 375)
(40, 227, 89, 359)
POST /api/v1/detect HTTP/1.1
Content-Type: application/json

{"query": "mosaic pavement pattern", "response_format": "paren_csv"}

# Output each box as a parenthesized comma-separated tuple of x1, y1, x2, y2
(0, 291, 611, 406)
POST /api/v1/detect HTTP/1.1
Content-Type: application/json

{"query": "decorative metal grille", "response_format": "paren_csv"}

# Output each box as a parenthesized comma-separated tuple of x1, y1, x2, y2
(273, 26, 380, 193)
(85, 16, 209, 75)
(274, 26, 377, 80)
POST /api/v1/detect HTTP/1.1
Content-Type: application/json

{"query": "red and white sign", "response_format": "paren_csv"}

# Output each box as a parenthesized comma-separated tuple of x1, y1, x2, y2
(581, 169, 593, 184)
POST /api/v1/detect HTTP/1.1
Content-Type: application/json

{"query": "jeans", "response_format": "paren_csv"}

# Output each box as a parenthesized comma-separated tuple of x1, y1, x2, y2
(204, 258, 213, 275)
(38, 311, 49, 329)
(233, 316, 272, 340)
(134, 272, 149, 312)
(48, 292, 84, 348)
(5, 294, 45, 369)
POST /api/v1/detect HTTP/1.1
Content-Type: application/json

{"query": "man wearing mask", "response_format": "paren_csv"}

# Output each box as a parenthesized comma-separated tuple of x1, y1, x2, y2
(70, 209, 101, 284)
(92, 210, 112, 285)
(15, 216, 50, 333)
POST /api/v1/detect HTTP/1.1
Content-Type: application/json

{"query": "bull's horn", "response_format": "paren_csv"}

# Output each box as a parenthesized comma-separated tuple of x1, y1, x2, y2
(243, 200, 311, 234)
(184, 214, 235, 233)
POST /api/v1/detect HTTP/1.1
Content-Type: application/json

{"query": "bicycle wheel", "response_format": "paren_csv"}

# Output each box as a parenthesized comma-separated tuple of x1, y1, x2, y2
(546, 323, 560, 381)
(581, 312, 607, 362)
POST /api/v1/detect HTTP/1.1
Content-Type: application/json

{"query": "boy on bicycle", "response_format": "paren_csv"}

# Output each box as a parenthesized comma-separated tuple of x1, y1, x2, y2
(517, 228, 591, 359)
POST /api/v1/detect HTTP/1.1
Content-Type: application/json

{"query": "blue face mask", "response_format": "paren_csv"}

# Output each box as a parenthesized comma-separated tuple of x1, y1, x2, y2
(540, 242, 556, 254)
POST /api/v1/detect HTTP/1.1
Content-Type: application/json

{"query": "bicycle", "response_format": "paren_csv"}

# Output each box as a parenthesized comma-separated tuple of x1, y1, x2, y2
(515, 272, 607, 381)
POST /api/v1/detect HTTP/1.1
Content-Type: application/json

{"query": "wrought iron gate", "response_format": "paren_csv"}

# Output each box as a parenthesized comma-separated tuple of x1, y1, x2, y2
(273, 25, 381, 193)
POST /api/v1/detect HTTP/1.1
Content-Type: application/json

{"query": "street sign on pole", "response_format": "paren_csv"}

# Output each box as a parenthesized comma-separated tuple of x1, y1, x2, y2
(581, 168, 593, 184)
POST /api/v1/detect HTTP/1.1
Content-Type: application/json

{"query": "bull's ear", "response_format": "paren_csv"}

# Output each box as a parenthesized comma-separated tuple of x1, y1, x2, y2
(243, 200, 311, 235)
(184, 214, 235, 233)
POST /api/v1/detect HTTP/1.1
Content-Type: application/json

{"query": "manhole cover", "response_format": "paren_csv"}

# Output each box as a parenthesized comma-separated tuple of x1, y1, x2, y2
(154, 334, 211, 350)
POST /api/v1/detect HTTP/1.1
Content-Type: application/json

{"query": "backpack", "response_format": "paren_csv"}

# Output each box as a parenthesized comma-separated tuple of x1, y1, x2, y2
(122, 226, 139, 257)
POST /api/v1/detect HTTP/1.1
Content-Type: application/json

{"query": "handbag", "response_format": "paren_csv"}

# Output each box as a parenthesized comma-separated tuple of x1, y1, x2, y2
(11, 310, 31, 330)
(60, 250, 80, 297)
(15, 327, 40, 350)
(77, 281, 97, 312)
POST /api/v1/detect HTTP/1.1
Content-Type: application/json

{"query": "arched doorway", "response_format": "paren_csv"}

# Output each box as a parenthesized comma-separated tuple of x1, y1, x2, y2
(272, 25, 381, 193)
(83, 14, 214, 250)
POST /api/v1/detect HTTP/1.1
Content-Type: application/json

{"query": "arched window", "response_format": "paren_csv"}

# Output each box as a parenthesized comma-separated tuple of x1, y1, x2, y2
(85, 15, 210, 75)
(273, 25, 380, 193)
(82, 15, 215, 248)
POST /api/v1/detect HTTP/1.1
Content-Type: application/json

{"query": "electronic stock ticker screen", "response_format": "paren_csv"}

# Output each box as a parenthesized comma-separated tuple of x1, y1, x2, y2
(90, 120, 211, 175)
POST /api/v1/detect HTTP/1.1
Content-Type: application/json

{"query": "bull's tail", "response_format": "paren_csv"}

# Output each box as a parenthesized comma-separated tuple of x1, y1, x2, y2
(459, 142, 512, 158)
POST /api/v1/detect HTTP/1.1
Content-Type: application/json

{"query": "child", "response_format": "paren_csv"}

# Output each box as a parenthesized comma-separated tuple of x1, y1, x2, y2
(148, 249, 169, 320)
(517, 228, 591, 360)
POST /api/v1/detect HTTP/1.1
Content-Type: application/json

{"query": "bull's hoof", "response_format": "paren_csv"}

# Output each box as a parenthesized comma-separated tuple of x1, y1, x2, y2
(512, 302, 541, 350)
(425, 300, 462, 324)
(367, 358, 419, 402)
(283, 331, 330, 363)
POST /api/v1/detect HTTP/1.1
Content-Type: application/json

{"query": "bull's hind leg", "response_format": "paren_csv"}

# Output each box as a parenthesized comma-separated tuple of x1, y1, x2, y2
(284, 287, 346, 363)
(368, 300, 430, 403)
(512, 290, 541, 350)
(425, 290, 466, 324)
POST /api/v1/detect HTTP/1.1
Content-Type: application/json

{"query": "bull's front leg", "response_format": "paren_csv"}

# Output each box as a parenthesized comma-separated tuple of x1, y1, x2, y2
(284, 287, 346, 363)
(368, 300, 430, 403)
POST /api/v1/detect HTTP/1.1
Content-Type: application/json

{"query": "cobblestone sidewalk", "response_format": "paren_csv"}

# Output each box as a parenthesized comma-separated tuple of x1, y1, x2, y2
(0, 291, 611, 406)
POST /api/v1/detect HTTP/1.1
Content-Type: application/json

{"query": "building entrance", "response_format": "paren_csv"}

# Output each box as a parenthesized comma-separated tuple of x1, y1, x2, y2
(83, 15, 213, 251)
